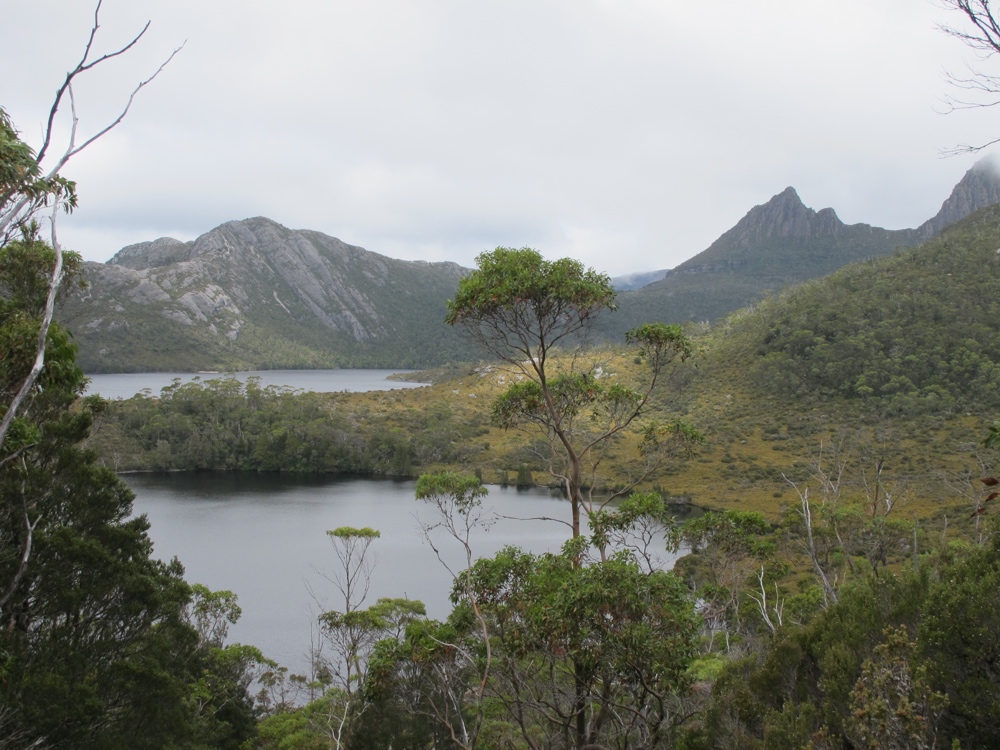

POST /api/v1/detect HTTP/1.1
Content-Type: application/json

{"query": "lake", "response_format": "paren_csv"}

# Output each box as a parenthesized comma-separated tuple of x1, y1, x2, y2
(86, 369, 428, 400)
(126, 473, 688, 678)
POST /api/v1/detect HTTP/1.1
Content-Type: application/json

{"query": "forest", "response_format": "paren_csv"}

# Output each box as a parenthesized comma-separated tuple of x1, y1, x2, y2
(6, 3, 1000, 748)
(8, 209, 1000, 748)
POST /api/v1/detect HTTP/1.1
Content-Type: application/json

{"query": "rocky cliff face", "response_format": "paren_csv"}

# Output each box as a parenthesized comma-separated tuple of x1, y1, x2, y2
(722, 187, 844, 243)
(915, 157, 1000, 240)
(60, 217, 474, 372)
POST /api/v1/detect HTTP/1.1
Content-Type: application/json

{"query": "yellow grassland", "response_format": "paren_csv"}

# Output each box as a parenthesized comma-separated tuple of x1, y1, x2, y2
(320, 345, 993, 532)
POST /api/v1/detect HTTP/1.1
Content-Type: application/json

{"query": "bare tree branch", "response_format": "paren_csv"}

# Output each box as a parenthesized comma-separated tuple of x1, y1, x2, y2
(938, 0, 1000, 153)
(0, 6, 183, 240)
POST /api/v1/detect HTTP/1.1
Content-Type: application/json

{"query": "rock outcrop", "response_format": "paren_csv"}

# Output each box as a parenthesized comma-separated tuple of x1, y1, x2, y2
(915, 156, 1000, 240)
(60, 218, 473, 372)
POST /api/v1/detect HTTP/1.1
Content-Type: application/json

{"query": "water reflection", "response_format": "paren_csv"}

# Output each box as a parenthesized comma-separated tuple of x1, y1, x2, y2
(127, 472, 690, 677)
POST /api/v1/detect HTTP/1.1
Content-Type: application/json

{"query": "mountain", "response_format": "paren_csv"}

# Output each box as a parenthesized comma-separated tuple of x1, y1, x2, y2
(605, 159, 1000, 333)
(60, 217, 476, 372)
(914, 155, 1000, 239)
(60, 162, 1000, 373)
(732, 201, 1000, 412)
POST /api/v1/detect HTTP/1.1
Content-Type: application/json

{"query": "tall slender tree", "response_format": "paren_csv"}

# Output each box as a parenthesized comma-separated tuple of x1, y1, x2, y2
(446, 246, 698, 539)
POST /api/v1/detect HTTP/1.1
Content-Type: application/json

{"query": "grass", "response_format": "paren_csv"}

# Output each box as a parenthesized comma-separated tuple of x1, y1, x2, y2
(310, 340, 996, 530)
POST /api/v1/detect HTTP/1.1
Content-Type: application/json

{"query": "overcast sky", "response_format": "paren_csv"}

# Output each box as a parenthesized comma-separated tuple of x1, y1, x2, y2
(3, 1, 999, 276)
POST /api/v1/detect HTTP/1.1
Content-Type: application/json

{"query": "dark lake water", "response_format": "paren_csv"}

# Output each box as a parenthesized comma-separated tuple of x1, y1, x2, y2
(86, 369, 428, 400)
(126, 473, 687, 678)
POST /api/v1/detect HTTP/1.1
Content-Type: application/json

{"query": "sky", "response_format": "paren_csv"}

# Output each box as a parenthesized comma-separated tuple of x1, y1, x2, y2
(3, 0, 1000, 276)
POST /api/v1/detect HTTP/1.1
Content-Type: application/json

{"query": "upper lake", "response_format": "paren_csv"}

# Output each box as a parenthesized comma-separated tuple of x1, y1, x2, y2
(86, 369, 428, 400)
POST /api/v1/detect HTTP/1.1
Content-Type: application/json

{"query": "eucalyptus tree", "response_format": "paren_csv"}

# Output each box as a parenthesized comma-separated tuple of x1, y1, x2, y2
(316, 527, 426, 749)
(446, 247, 698, 539)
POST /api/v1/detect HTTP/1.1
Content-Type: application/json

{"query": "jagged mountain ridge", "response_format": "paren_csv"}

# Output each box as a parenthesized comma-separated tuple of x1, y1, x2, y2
(61, 217, 476, 372)
(60, 161, 1000, 372)
(914, 156, 1000, 239)
(604, 159, 1000, 333)
(620, 157, 1000, 292)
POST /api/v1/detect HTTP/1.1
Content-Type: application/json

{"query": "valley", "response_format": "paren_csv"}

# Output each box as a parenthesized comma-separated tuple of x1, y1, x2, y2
(9, 2, 1000, 745)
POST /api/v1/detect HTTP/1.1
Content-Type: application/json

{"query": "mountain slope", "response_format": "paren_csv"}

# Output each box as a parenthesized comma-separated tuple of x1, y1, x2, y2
(606, 159, 1000, 333)
(61, 162, 1000, 373)
(732, 202, 1000, 412)
(60, 217, 476, 372)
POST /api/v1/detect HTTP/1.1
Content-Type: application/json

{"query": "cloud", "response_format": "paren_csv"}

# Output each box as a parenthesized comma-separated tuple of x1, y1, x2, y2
(3, 0, 996, 275)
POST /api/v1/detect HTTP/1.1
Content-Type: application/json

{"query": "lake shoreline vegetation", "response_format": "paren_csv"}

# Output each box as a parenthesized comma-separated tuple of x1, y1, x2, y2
(6, 4, 1000, 744)
(7, 171, 1000, 750)
(72, 220, 1000, 748)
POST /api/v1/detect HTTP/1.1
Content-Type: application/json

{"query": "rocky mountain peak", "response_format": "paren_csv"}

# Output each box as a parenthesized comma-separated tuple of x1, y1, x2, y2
(109, 236, 189, 270)
(916, 156, 1000, 239)
(709, 186, 847, 253)
(62, 217, 475, 372)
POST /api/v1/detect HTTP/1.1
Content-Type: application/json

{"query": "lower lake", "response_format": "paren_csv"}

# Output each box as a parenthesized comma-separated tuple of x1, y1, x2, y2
(126, 472, 688, 679)
(87, 369, 428, 400)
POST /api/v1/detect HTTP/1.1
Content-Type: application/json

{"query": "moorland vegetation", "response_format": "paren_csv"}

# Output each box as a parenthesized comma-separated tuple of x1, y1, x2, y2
(80, 206, 1000, 748)
(7, 1, 1000, 747)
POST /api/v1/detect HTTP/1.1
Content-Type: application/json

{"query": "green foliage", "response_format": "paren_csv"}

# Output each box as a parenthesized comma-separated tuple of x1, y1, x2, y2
(681, 509, 774, 557)
(844, 627, 948, 750)
(0, 107, 77, 240)
(446, 247, 698, 539)
(984, 419, 1000, 449)
(0, 115, 264, 744)
(0, 235, 85, 458)
(415, 471, 489, 512)
(358, 613, 477, 749)
(734, 206, 1000, 413)
(688, 539, 1000, 749)
(91, 378, 398, 474)
(472, 545, 699, 748)
(445, 246, 617, 344)
(918, 539, 1000, 746)
(626, 321, 695, 366)
(369, 543, 700, 750)
(328, 526, 381, 539)
(0, 368, 262, 747)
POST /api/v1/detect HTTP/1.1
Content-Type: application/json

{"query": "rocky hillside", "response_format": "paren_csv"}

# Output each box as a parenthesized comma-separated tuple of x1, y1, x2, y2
(60, 217, 476, 372)
(605, 159, 1000, 334)
(60, 162, 1000, 373)
(914, 155, 1000, 239)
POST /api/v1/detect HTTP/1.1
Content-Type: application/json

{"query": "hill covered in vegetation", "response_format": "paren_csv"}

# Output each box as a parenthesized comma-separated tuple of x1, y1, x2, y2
(88, 202, 1000, 536)
(61, 162, 1000, 374)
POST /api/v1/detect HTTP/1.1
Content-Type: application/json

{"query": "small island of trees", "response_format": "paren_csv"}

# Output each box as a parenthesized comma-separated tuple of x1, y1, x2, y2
(5, 2, 1000, 748)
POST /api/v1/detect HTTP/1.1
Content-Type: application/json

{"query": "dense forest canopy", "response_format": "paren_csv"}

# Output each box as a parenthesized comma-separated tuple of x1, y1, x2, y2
(745, 205, 1000, 413)
(8, 2, 1000, 747)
